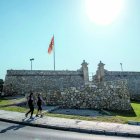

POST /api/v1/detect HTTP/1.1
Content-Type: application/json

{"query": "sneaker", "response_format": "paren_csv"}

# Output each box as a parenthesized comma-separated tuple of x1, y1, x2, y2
(25, 114, 28, 117)
(36, 115, 39, 117)
(40, 114, 43, 118)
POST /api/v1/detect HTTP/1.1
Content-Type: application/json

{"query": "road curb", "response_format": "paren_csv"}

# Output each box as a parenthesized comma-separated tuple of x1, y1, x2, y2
(128, 121, 140, 126)
(0, 118, 140, 138)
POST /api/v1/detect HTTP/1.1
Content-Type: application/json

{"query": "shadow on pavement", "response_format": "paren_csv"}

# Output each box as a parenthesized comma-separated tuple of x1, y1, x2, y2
(0, 116, 39, 133)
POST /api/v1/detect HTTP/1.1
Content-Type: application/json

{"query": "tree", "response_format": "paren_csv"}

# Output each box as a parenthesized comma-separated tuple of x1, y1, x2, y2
(0, 79, 4, 92)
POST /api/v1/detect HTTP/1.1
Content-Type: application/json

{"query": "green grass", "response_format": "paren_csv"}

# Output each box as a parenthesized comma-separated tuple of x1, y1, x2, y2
(45, 102, 140, 124)
(0, 97, 140, 124)
(0, 98, 14, 106)
(44, 113, 127, 123)
(131, 102, 140, 117)
(0, 97, 25, 106)
(0, 106, 27, 112)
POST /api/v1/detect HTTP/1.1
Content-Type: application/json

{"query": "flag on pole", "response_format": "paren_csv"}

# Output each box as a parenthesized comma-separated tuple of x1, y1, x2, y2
(48, 35, 54, 54)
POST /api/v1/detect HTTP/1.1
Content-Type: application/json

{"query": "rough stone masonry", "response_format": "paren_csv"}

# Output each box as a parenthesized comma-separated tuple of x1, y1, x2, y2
(94, 61, 140, 101)
(45, 80, 131, 111)
(3, 60, 132, 111)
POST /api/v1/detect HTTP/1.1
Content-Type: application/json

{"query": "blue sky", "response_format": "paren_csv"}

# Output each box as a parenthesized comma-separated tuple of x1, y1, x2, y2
(0, 0, 140, 79)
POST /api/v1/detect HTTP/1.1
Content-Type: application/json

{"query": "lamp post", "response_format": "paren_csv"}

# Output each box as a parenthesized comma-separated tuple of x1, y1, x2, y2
(120, 63, 123, 71)
(30, 58, 34, 70)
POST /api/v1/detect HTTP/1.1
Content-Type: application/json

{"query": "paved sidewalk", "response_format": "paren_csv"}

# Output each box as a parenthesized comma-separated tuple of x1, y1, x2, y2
(0, 110, 140, 138)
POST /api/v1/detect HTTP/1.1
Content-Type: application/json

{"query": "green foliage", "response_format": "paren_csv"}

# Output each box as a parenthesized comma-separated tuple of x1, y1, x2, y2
(0, 79, 4, 84)
(0, 79, 4, 92)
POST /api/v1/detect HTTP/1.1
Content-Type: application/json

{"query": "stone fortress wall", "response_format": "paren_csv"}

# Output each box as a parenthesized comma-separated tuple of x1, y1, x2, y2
(95, 61, 140, 101)
(3, 60, 89, 95)
(45, 80, 131, 111)
(3, 60, 138, 110)
(3, 70, 84, 95)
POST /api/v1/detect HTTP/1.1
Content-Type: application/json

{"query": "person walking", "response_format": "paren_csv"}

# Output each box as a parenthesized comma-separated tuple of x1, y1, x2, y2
(36, 93, 45, 117)
(25, 91, 35, 119)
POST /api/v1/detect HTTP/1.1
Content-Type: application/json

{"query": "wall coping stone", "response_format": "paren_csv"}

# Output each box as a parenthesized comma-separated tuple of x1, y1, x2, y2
(105, 71, 140, 76)
(6, 70, 83, 76)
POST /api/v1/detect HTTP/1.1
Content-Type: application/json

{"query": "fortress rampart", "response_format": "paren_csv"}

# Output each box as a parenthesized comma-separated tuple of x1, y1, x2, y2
(43, 80, 131, 111)
(3, 70, 85, 95)
(2, 60, 133, 110)
(104, 71, 140, 100)
(95, 61, 140, 101)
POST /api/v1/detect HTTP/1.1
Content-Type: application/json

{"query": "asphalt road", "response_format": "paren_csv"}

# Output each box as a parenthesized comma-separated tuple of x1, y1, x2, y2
(0, 121, 139, 140)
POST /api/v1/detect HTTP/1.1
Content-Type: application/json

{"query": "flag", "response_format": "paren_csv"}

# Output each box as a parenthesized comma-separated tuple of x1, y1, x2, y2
(48, 36, 54, 54)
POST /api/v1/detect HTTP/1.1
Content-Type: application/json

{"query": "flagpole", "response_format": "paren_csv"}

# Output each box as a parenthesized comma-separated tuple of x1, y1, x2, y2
(53, 35, 55, 71)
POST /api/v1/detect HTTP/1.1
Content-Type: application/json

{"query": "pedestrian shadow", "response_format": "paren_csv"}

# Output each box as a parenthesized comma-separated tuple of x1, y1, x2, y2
(0, 116, 39, 133)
